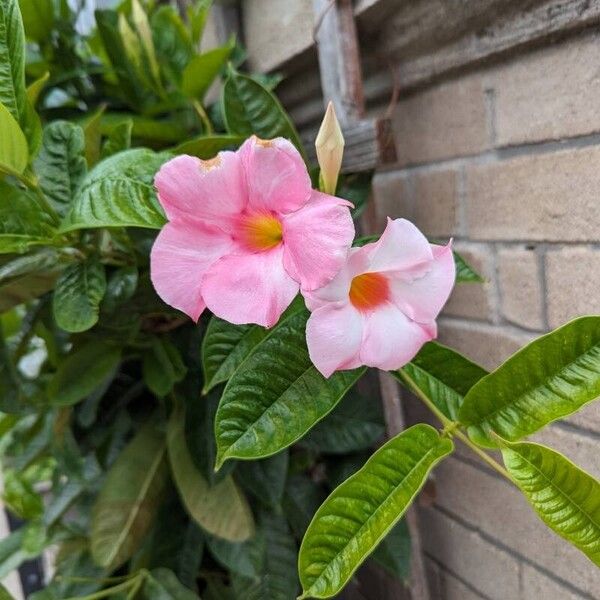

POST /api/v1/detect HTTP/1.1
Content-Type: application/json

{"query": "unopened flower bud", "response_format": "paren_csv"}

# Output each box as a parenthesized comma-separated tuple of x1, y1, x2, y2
(315, 101, 345, 195)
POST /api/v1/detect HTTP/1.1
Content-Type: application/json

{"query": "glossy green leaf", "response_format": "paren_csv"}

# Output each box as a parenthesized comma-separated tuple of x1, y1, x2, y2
(371, 520, 411, 582)
(52, 258, 106, 333)
(151, 5, 193, 86)
(91, 417, 169, 569)
(174, 134, 244, 159)
(61, 148, 170, 231)
(0, 0, 26, 125)
(0, 101, 27, 175)
(300, 386, 385, 454)
(0, 182, 57, 253)
(222, 68, 305, 157)
(459, 316, 600, 447)
(167, 402, 254, 541)
(298, 424, 453, 599)
(396, 341, 488, 421)
(18, 0, 54, 42)
(231, 512, 299, 600)
(143, 337, 187, 397)
(502, 441, 600, 566)
(454, 250, 484, 283)
(101, 118, 132, 158)
(142, 568, 198, 600)
(282, 474, 326, 539)
(102, 265, 138, 314)
(215, 309, 365, 467)
(236, 450, 289, 509)
(202, 297, 304, 393)
(35, 121, 87, 216)
(182, 45, 232, 99)
(47, 341, 121, 406)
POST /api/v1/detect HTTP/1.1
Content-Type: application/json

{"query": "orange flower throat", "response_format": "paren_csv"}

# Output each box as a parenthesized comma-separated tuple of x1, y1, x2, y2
(239, 213, 283, 251)
(349, 272, 390, 311)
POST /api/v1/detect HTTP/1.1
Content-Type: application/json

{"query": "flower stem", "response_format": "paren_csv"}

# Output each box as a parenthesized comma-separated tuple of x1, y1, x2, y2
(192, 100, 214, 135)
(397, 369, 514, 482)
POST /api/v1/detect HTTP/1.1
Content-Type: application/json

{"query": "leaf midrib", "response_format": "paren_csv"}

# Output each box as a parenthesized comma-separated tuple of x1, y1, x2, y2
(305, 441, 445, 596)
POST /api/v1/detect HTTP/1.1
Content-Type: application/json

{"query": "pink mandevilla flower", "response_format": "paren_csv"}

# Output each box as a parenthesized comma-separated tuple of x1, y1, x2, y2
(303, 218, 456, 377)
(150, 136, 355, 327)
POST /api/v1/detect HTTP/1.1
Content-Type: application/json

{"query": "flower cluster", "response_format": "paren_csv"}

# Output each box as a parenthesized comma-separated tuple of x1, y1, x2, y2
(151, 136, 455, 377)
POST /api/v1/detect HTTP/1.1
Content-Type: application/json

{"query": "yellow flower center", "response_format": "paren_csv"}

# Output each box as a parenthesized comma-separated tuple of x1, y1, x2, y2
(349, 272, 390, 311)
(239, 213, 283, 251)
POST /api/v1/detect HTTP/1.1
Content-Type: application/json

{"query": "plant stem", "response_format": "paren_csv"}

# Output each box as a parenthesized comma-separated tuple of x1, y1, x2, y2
(397, 369, 514, 482)
(192, 100, 214, 135)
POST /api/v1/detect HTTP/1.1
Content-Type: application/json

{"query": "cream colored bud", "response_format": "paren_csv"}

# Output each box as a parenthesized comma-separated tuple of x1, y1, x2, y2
(315, 101, 345, 195)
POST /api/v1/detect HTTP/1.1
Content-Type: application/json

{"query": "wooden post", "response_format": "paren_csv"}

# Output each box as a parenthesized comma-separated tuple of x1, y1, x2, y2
(313, 2, 430, 599)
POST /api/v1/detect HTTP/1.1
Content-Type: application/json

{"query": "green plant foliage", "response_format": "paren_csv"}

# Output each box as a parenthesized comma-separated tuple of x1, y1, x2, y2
(236, 451, 289, 509)
(214, 309, 365, 467)
(174, 134, 244, 158)
(91, 417, 169, 569)
(502, 441, 600, 566)
(396, 341, 488, 421)
(0, 181, 57, 252)
(453, 250, 485, 283)
(459, 316, 600, 447)
(52, 257, 106, 332)
(371, 520, 411, 582)
(0, 101, 27, 175)
(47, 341, 121, 406)
(222, 67, 305, 157)
(167, 402, 255, 541)
(142, 568, 199, 600)
(298, 424, 453, 598)
(18, 0, 54, 43)
(101, 118, 133, 158)
(61, 149, 170, 231)
(35, 121, 86, 216)
(182, 45, 233, 100)
(143, 337, 187, 397)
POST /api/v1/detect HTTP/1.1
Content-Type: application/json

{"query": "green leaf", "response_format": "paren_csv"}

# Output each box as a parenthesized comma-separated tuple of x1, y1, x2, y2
(232, 512, 299, 600)
(142, 568, 198, 600)
(371, 520, 411, 582)
(300, 385, 385, 454)
(35, 121, 86, 217)
(298, 424, 453, 599)
(91, 417, 169, 569)
(187, 0, 211, 45)
(222, 68, 305, 158)
(83, 105, 105, 168)
(202, 297, 304, 393)
(2, 469, 43, 518)
(102, 265, 138, 314)
(101, 118, 132, 158)
(454, 250, 484, 283)
(182, 44, 232, 99)
(52, 257, 106, 333)
(396, 341, 488, 421)
(236, 451, 289, 509)
(174, 134, 244, 159)
(167, 401, 255, 541)
(282, 475, 326, 539)
(0, 182, 57, 253)
(206, 531, 264, 580)
(143, 337, 187, 397)
(130, 0, 162, 94)
(47, 341, 121, 406)
(61, 148, 170, 231)
(0, 583, 15, 600)
(0, 529, 27, 580)
(0, 101, 27, 175)
(215, 309, 365, 467)
(150, 5, 193, 86)
(459, 316, 600, 447)
(18, 0, 54, 43)
(0, 0, 26, 125)
(502, 441, 600, 566)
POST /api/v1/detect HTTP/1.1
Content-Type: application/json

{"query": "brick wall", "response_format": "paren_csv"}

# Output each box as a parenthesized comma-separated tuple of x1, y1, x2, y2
(374, 28, 600, 600)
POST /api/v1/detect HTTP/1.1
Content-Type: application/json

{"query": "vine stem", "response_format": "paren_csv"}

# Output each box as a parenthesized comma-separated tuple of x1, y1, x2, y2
(397, 370, 514, 482)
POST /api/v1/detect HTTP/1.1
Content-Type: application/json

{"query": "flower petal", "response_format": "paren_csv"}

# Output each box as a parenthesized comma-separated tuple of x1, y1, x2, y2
(240, 136, 312, 214)
(391, 243, 456, 323)
(282, 191, 355, 291)
(306, 302, 363, 378)
(154, 153, 246, 223)
(301, 247, 368, 311)
(366, 218, 433, 273)
(360, 303, 434, 370)
(201, 246, 299, 327)
(150, 221, 233, 321)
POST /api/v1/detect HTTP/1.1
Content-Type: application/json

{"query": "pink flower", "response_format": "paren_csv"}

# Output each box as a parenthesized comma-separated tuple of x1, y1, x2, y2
(303, 218, 455, 377)
(150, 136, 354, 327)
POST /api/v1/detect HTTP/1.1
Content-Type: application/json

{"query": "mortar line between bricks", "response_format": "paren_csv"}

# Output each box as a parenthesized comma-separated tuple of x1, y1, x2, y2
(438, 315, 541, 337)
(424, 553, 493, 600)
(429, 505, 598, 600)
(377, 129, 600, 174)
(490, 243, 502, 325)
(484, 87, 497, 148)
(553, 419, 600, 442)
(536, 243, 551, 331)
